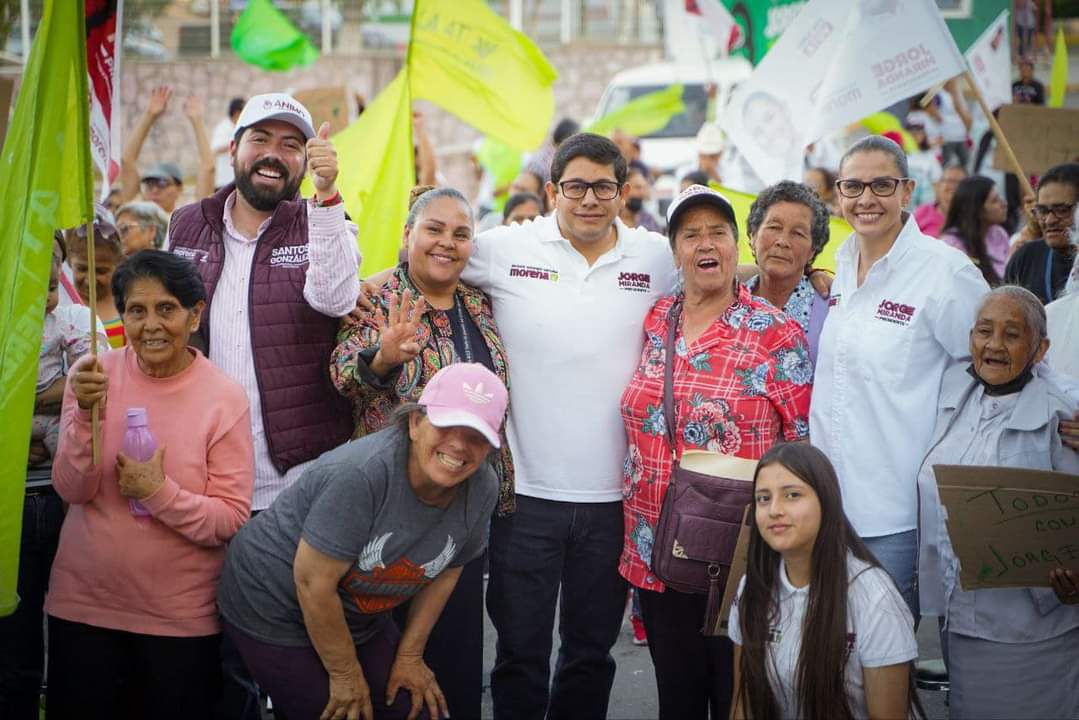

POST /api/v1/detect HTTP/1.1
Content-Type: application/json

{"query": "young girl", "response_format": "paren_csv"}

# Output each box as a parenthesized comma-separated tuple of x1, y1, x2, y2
(729, 443, 921, 720)
(65, 212, 126, 348)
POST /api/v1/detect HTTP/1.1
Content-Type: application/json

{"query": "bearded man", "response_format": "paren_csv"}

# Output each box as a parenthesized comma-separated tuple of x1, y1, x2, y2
(168, 93, 361, 511)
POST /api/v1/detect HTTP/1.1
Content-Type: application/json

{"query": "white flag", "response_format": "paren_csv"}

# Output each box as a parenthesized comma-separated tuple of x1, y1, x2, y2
(686, 0, 743, 58)
(965, 10, 1011, 111)
(721, 0, 966, 185)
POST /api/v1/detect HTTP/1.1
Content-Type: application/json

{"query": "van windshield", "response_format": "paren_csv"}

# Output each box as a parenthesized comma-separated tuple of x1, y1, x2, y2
(598, 83, 709, 139)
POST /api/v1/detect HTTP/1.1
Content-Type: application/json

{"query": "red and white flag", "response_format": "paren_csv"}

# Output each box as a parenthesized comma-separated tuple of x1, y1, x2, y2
(86, 0, 123, 201)
(685, 0, 743, 57)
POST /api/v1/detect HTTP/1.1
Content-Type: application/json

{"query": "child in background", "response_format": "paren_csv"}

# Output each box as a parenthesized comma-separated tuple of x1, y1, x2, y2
(32, 233, 108, 462)
(729, 443, 922, 720)
(66, 208, 126, 348)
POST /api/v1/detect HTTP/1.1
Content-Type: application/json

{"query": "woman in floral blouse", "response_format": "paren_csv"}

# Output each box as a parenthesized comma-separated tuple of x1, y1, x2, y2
(330, 186, 511, 720)
(620, 185, 813, 720)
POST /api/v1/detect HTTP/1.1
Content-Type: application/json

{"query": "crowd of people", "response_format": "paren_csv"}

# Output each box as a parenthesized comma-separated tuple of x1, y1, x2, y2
(3, 46, 1079, 720)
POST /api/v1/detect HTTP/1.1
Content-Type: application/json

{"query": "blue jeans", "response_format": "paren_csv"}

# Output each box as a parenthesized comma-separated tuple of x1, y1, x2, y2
(864, 529, 919, 618)
(0, 485, 63, 720)
(487, 495, 628, 720)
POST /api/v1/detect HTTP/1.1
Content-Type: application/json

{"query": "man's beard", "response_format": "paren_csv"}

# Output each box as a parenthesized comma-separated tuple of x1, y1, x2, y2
(235, 157, 303, 211)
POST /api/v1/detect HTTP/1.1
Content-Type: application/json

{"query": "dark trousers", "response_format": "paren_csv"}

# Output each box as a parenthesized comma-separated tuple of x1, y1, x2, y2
(0, 489, 63, 720)
(224, 617, 429, 720)
(45, 616, 222, 720)
(637, 587, 734, 720)
(393, 552, 485, 720)
(487, 495, 628, 720)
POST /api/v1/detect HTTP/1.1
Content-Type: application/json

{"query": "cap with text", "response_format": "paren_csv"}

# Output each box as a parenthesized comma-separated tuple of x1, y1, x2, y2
(665, 184, 738, 238)
(418, 364, 508, 448)
(234, 93, 316, 142)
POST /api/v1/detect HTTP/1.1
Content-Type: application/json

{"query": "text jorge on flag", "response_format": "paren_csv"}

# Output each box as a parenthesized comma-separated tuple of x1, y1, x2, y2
(721, 0, 966, 186)
(0, 0, 95, 616)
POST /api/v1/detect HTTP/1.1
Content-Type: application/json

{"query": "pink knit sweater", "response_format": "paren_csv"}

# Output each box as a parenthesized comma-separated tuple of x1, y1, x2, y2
(46, 347, 254, 637)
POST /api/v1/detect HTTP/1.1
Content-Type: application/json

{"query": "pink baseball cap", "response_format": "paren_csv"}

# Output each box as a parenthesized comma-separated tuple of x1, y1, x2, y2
(418, 364, 508, 448)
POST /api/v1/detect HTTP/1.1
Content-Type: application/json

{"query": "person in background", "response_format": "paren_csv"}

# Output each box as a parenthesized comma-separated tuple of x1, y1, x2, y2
(332, 188, 511, 718)
(620, 185, 812, 720)
(509, 169, 546, 210)
(802, 167, 839, 216)
(680, 170, 711, 193)
(1046, 220, 1079, 378)
(677, 122, 724, 186)
(1004, 162, 1079, 303)
(217, 364, 506, 720)
(745, 181, 832, 365)
(934, 79, 973, 169)
(211, 97, 245, 190)
(730, 443, 921, 720)
(523, 117, 580, 184)
(413, 111, 439, 188)
(905, 121, 943, 209)
(502, 192, 543, 225)
(619, 164, 662, 232)
(116, 200, 170, 257)
(66, 208, 126, 348)
(810, 135, 989, 615)
(914, 163, 967, 238)
(119, 85, 215, 214)
(940, 175, 1010, 286)
(1013, 57, 1047, 105)
(917, 286, 1079, 719)
(45, 250, 254, 719)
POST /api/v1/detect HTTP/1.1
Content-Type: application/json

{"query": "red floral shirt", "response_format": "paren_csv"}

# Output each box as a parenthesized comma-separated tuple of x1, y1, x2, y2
(619, 286, 812, 591)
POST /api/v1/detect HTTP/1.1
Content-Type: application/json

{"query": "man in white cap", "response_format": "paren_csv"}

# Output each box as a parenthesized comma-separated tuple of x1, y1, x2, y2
(170, 91, 361, 719)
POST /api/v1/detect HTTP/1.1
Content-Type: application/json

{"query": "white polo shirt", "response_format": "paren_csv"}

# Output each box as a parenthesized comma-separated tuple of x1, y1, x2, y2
(809, 216, 988, 537)
(729, 554, 918, 719)
(463, 214, 676, 502)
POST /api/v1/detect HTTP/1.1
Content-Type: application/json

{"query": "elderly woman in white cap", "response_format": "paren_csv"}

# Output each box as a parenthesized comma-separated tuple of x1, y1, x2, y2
(619, 185, 813, 720)
(218, 363, 507, 720)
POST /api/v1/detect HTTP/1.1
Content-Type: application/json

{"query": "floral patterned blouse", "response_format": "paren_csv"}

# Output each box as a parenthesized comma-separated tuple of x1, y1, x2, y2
(619, 284, 813, 591)
(330, 265, 517, 516)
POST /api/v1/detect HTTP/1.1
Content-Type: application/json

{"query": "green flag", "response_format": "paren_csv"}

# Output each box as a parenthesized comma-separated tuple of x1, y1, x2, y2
(0, 0, 94, 616)
(588, 84, 686, 138)
(1049, 27, 1068, 108)
(231, 0, 319, 72)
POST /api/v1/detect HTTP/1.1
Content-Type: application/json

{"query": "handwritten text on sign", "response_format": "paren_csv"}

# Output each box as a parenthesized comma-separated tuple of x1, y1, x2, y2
(934, 465, 1079, 590)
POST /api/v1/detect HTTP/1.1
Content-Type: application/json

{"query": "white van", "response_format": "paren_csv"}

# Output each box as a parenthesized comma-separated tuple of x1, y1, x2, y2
(591, 59, 753, 175)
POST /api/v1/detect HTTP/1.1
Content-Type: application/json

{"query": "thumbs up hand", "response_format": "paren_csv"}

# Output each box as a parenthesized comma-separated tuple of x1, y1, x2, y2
(307, 121, 339, 199)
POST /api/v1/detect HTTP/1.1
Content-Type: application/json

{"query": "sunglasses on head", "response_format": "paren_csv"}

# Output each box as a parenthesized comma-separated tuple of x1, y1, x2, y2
(72, 218, 119, 241)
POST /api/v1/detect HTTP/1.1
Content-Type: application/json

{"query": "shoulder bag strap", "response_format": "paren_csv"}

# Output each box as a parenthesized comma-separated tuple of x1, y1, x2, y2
(663, 301, 683, 460)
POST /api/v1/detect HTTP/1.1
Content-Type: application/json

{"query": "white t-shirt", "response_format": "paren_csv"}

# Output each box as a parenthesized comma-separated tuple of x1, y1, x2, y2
(212, 117, 236, 188)
(809, 216, 988, 536)
(1046, 292, 1079, 379)
(729, 554, 918, 719)
(462, 214, 676, 502)
(935, 92, 967, 144)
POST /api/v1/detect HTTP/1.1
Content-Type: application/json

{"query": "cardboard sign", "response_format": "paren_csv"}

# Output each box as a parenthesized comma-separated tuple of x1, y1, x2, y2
(994, 105, 1079, 175)
(293, 86, 350, 136)
(934, 464, 1079, 591)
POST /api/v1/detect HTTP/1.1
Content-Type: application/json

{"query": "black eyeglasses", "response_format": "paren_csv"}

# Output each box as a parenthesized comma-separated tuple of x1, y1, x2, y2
(834, 177, 909, 198)
(558, 179, 621, 201)
(1032, 202, 1076, 220)
(141, 177, 176, 190)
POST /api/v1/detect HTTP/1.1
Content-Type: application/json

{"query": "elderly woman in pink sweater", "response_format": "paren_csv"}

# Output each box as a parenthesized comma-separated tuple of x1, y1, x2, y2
(45, 250, 254, 720)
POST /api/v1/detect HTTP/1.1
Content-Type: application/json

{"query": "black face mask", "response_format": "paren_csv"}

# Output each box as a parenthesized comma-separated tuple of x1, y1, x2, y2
(625, 197, 643, 213)
(967, 360, 1036, 396)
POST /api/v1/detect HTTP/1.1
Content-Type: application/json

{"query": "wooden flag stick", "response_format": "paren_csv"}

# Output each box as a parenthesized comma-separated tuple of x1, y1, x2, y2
(962, 70, 1036, 203)
(919, 80, 947, 108)
(85, 218, 100, 466)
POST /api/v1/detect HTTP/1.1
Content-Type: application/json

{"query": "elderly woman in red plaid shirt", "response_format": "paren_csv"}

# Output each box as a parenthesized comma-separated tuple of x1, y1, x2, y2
(619, 185, 813, 720)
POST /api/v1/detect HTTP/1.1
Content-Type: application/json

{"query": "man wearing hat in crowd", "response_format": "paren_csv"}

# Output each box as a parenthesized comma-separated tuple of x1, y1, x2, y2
(169, 91, 361, 719)
(139, 161, 185, 215)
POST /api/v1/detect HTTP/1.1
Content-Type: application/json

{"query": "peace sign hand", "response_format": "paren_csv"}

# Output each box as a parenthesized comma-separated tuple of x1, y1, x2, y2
(370, 289, 426, 377)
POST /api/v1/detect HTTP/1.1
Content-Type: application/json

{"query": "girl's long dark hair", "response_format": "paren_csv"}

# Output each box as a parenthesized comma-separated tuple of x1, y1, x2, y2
(735, 443, 923, 720)
(942, 175, 1002, 286)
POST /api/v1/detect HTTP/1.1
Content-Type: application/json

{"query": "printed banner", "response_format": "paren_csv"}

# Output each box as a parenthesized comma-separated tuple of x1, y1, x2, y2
(86, 0, 123, 200)
(965, 9, 1011, 111)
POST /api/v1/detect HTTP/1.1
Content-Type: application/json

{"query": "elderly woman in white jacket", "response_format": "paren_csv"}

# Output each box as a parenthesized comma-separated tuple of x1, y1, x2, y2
(917, 285, 1079, 720)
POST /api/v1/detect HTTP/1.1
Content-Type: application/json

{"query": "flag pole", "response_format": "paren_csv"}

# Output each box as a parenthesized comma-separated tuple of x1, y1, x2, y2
(960, 69, 1036, 204)
(85, 218, 101, 465)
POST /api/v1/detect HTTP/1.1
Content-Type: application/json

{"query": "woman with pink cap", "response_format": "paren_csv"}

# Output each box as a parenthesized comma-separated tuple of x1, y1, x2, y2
(218, 363, 508, 720)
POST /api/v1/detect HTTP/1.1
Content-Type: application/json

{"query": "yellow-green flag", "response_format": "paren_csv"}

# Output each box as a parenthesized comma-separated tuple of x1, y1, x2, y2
(587, 85, 686, 138)
(710, 183, 850, 272)
(231, 0, 319, 72)
(1049, 27, 1068, 108)
(0, 0, 94, 616)
(410, 0, 558, 151)
(859, 112, 919, 154)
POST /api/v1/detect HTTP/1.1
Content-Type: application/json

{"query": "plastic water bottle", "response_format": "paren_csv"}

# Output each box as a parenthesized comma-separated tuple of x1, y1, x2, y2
(121, 408, 156, 518)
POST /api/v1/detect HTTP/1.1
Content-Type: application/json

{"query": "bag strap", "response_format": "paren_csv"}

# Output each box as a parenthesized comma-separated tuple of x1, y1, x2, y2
(663, 301, 683, 459)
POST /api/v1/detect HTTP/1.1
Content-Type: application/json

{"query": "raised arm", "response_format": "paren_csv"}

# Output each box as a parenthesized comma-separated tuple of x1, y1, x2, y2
(120, 85, 173, 204)
(183, 94, 216, 201)
(413, 111, 437, 187)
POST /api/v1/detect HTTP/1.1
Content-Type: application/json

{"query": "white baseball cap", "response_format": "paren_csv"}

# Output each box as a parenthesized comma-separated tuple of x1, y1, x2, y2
(234, 93, 316, 142)
(666, 184, 737, 239)
(696, 122, 724, 155)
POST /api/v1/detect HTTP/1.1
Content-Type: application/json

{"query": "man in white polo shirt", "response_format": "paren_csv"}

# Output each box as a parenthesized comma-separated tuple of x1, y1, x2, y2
(810, 136, 988, 616)
(462, 133, 676, 719)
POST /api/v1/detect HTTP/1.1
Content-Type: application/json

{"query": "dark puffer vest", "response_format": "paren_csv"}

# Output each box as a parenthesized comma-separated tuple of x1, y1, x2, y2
(169, 183, 353, 473)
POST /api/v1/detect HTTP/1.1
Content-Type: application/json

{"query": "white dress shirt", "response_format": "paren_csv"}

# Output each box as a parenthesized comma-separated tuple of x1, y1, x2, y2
(809, 215, 988, 537)
(206, 192, 360, 510)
